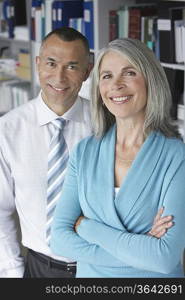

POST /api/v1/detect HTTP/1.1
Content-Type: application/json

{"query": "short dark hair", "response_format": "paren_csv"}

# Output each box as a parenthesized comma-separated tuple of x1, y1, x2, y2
(42, 27, 90, 54)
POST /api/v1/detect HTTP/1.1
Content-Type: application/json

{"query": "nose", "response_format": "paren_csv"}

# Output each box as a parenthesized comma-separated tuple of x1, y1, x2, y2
(55, 67, 67, 83)
(111, 76, 126, 90)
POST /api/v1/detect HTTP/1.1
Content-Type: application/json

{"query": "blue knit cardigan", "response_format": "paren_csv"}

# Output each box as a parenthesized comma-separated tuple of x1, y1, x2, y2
(51, 125, 185, 277)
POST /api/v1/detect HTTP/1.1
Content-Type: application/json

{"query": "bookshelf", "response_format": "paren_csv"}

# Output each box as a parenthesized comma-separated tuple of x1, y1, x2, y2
(1, 0, 185, 143)
(0, 0, 185, 272)
(91, 0, 134, 58)
(0, 0, 32, 114)
(161, 61, 185, 136)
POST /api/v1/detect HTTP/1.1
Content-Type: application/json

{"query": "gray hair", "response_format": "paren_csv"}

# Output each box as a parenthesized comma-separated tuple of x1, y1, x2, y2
(91, 38, 180, 139)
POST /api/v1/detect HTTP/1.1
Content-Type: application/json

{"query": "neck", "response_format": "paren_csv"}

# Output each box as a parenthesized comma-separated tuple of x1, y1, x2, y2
(115, 118, 145, 163)
(116, 119, 145, 148)
(41, 92, 75, 116)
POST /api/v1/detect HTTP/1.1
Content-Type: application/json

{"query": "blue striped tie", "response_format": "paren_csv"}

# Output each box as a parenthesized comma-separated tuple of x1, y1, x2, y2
(46, 118, 69, 243)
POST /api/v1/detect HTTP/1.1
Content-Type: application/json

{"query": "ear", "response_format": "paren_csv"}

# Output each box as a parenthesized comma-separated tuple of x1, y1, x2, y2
(35, 56, 40, 71)
(83, 63, 93, 82)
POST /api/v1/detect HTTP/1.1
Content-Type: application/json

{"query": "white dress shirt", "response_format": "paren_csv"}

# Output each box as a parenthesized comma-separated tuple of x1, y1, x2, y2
(0, 92, 92, 277)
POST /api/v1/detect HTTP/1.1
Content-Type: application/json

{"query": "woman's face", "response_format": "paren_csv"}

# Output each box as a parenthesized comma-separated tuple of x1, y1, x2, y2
(99, 50, 147, 122)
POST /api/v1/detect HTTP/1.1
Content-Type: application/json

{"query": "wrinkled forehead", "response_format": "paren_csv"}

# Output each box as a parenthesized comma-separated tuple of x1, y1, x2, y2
(40, 35, 87, 57)
(99, 49, 142, 77)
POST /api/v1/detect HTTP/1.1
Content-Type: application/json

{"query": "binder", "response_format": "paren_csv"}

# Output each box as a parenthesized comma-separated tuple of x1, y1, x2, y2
(83, 0, 94, 50)
(52, 0, 58, 30)
(157, 2, 185, 63)
(52, 0, 83, 30)
(45, 0, 54, 36)
(8, 0, 15, 38)
(117, 6, 129, 39)
(41, 0, 45, 40)
(164, 67, 184, 120)
(2, 0, 15, 38)
(174, 20, 185, 63)
(35, 5, 42, 42)
(14, 0, 26, 26)
(31, 0, 42, 41)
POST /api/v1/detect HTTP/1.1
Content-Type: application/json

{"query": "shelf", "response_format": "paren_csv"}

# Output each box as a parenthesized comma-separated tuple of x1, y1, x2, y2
(161, 62, 185, 71)
(0, 37, 29, 51)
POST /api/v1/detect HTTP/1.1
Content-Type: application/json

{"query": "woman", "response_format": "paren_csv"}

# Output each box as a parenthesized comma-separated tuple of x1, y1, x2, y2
(50, 38, 185, 277)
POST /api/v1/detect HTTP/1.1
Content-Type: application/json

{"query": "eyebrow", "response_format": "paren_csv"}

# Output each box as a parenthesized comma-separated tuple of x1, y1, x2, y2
(45, 57, 56, 62)
(67, 61, 79, 65)
(45, 57, 79, 65)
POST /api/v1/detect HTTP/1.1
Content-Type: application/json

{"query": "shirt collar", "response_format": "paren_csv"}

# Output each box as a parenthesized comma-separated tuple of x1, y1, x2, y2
(36, 91, 85, 126)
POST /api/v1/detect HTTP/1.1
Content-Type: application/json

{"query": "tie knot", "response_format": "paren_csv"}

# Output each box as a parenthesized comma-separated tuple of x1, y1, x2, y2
(52, 118, 66, 130)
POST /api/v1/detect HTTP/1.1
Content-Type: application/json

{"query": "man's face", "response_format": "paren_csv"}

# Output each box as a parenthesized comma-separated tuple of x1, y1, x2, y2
(36, 34, 90, 114)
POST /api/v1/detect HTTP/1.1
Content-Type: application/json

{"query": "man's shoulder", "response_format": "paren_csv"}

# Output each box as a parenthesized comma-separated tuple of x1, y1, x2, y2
(0, 99, 37, 128)
(79, 96, 90, 109)
(77, 96, 91, 123)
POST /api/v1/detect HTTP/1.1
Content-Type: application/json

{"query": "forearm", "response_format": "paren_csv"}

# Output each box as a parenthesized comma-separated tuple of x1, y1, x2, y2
(77, 201, 185, 273)
(0, 223, 25, 277)
(0, 148, 24, 277)
(50, 211, 124, 267)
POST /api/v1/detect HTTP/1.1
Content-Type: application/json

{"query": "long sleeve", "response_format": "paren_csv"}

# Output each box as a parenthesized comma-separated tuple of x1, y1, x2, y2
(50, 146, 124, 267)
(77, 160, 185, 274)
(0, 147, 24, 278)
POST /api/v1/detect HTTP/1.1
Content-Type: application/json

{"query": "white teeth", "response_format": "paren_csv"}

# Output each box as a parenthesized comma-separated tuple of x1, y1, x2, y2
(53, 86, 65, 91)
(112, 96, 129, 102)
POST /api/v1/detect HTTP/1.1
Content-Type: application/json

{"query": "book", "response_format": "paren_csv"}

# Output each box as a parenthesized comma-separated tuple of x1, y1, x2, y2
(41, 0, 45, 39)
(141, 15, 157, 51)
(129, 5, 157, 40)
(2, 0, 15, 38)
(109, 10, 118, 41)
(16, 66, 31, 81)
(83, 0, 94, 50)
(31, 0, 42, 41)
(18, 51, 31, 68)
(35, 5, 42, 42)
(117, 6, 129, 39)
(45, 0, 54, 36)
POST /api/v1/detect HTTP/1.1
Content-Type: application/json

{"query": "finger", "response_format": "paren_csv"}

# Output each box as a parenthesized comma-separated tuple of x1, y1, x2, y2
(148, 228, 166, 238)
(153, 207, 164, 223)
(155, 228, 166, 238)
(153, 215, 173, 227)
(150, 221, 173, 235)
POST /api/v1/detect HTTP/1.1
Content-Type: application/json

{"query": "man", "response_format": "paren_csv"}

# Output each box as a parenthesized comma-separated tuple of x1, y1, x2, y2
(0, 27, 172, 278)
(0, 27, 92, 278)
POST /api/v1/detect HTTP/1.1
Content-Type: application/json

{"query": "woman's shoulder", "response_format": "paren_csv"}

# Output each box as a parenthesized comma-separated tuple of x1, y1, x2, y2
(75, 125, 115, 154)
(161, 133, 185, 160)
(74, 134, 102, 154)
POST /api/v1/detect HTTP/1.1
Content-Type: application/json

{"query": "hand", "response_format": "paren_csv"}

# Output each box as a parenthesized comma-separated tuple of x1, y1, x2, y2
(147, 207, 173, 238)
(74, 216, 86, 232)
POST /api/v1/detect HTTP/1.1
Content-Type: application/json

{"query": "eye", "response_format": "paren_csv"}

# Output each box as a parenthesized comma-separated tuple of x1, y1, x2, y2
(67, 64, 77, 70)
(124, 70, 136, 76)
(101, 74, 112, 80)
(47, 61, 56, 67)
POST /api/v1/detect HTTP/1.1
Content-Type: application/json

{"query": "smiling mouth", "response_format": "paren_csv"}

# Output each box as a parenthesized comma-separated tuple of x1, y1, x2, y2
(110, 95, 132, 103)
(48, 84, 68, 92)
